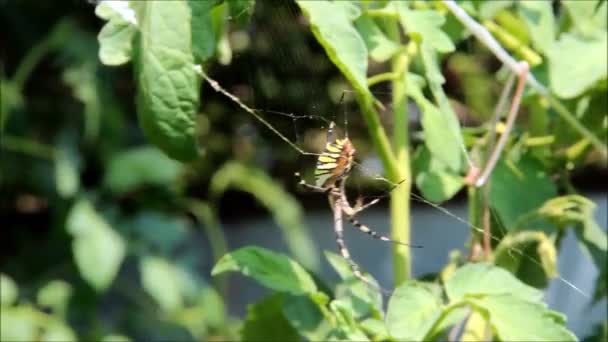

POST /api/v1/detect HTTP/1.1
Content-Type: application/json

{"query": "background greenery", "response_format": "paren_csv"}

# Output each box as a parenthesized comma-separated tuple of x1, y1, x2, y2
(1, 0, 606, 341)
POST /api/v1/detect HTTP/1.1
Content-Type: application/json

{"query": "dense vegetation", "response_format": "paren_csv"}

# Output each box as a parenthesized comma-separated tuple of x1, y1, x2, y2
(1, 1, 606, 341)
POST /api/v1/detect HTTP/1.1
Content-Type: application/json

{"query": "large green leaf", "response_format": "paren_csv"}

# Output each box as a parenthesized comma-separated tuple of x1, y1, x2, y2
(490, 156, 557, 230)
(547, 32, 607, 99)
(211, 246, 317, 295)
(420, 44, 464, 172)
(66, 199, 125, 291)
(468, 294, 576, 341)
(412, 145, 464, 203)
(445, 262, 543, 303)
(241, 294, 300, 342)
(95, 1, 137, 66)
(103, 147, 182, 194)
(517, 1, 555, 54)
(395, 3, 455, 53)
(133, 1, 200, 161)
(210, 162, 317, 269)
(386, 281, 443, 341)
(296, 1, 370, 97)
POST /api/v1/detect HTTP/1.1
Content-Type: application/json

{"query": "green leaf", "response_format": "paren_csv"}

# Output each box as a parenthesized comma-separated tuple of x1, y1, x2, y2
(241, 294, 299, 342)
(494, 231, 558, 285)
(40, 320, 77, 342)
(325, 251, 383, 319)
(562, 0, 607, 39)
(460, 310, 488, 342)
(188, 0, 219, 63)
(490, 156, 557, 230)
(0, 307, 38, 342)
(395, 4, 455, 53)
(283, 294, 332, 341)
(54, 144, 80, 199)
(210, 162, 317, 269)
(227, 0, 256, 28)
(122, 211, 188, 254)
(421, 42, 464, 172)
(1, 274, 18, 307)
(354, 16, 400, 63)
(386, 281, 443, 341)
(95, 1, 137, 66)
(359, 318, 389, 341)
(134, 1, 200, 161)
(102, 335, 131, 342)
(445, 262, 543, 303)
(547, 31, 607, 99)
(468, 294, 576, 341)
(103, 147, 182, 194)
(328, 299, 370, 341)
(296, 1, 370, 97)
(517, 1, 556, 54)
(211, 246, 317, 295)
(413, 145, 464, 203)
(478, 0, 513, 20)
(140, 256, 184, 313)
(66, 199, 125, 291)
(36, 280, 72, 316)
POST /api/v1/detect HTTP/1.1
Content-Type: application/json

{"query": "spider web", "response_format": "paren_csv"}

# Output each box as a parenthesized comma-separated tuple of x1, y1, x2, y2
(202, 0, 591, 301)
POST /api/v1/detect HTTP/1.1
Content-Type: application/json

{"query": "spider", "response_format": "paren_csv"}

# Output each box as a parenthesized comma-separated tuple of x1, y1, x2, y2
(295, 121, 421, 291)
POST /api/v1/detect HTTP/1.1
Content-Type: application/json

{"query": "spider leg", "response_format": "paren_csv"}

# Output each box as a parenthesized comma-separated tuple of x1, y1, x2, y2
(332, 194, 388, 294)
(294, 172, 330, 193)
(346, 216, 422, 248)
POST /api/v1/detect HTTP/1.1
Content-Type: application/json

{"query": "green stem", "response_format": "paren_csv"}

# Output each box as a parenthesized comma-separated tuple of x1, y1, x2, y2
(547, 95, 608, 159)
(390, 52, 412, 285)
(1, 135, 56, 159)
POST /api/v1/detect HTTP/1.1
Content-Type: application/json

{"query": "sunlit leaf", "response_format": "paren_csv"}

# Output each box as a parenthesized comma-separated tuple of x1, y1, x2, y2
(212, 246, 317, 295)
(468, 294, 576, 341)
(1, 274, 18, 307)
(478, 0, 514, 20)
(40, 320, 77, 342)
(445, 262, 543, 303)
(54, 143, 80, 199)
(95, 1, 137, 66)
(460, 310, 488, 342)
(66, 199, 125, 291)
(517, 1, 555, 54)
(547, 31, 607, 99)
(37, 280, 72, 317)
(132, 1, 200, 161)
(140, 256, 184, 313)
(354, 16, 400, 63)
(386, 281, 442, 341)
(241, 294, 299, 342)
(103, 147, 182, 194)
(395, 3, 455, 53)
(0, 307, 40, 342)
(296, 1, 370, 97)
(562, 0, 607, 39)
(210, 162, 317, 269)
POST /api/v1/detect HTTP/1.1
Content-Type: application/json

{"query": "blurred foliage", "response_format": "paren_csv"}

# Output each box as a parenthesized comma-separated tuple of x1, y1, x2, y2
(1, 0, 606, 341)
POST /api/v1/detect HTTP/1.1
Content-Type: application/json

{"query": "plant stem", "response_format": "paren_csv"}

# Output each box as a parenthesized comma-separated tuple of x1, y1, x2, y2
(390, 52, 412, 284)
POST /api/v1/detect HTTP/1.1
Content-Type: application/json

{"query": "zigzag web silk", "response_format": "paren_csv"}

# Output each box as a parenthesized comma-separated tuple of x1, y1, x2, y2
(196, 68, 589, 299)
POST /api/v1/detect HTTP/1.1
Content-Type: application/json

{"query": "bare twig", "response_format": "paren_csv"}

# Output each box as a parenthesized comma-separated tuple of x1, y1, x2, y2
(475, 62, 529, 187)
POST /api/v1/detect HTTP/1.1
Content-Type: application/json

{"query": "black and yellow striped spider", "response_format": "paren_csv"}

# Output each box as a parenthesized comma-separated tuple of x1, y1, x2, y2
(296, 121, 421, 291)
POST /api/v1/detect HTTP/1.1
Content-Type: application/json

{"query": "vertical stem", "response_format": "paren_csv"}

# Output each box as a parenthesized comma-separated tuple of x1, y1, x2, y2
(388, 30, 412, 284)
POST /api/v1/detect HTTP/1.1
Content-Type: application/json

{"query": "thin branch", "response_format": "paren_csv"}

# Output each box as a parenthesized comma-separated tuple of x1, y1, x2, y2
(475, 62, 529, 187)
(443, 0, 607, 158)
